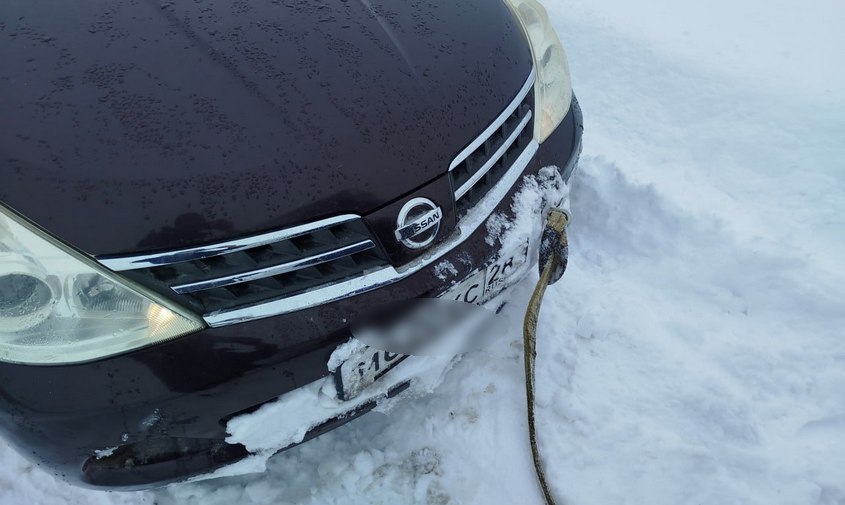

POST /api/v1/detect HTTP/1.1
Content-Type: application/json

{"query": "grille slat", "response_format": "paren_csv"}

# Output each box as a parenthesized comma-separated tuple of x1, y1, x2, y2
(453, 108, 532, 201)
(449, 76, 535, 218)
(451, 89, 534, 218)
(115, 217, 390, 317)
(171, 239, 376, 294)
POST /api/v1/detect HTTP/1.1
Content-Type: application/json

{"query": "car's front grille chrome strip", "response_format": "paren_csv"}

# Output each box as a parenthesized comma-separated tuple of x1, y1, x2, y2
(449, 68, 535, 171)
(454, 110, 532, 200)
(171, 239, 376, 294)
(448, 68, 535, 219)
(98, 214, 361, 271)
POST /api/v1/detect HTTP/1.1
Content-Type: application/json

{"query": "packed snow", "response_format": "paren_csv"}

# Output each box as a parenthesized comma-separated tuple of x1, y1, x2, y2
(2, 0, 843, 503)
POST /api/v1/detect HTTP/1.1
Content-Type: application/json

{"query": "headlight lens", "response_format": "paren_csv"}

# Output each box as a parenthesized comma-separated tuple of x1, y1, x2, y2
(505, 0, 573, 143)
(0, 205, 204, 365)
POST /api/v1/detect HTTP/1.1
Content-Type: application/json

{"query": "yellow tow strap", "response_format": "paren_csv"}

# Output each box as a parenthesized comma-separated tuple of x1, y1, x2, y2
(523, 208, 570, 505)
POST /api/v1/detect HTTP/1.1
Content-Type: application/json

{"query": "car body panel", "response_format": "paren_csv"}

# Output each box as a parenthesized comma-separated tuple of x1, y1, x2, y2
(0, 0, 531, 255)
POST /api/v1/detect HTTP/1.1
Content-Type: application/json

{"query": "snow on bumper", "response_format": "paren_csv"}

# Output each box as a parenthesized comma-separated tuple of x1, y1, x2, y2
(208, 167, 573, 480)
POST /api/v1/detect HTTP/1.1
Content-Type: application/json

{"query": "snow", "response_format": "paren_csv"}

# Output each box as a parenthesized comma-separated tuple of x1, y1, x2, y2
(0, 441, 150, 505)
(2, 0, 843, 503)
(434, 260, 458, 280)
(224, 353, 458, 464)
(93, 447, 118, 460)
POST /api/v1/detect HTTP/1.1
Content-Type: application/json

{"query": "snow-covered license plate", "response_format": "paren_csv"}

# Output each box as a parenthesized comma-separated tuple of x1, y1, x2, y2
(336, 242, 529, 401)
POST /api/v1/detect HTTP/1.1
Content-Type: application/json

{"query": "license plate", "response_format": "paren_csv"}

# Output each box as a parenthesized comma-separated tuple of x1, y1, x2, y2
(445, 241, 529, 305)
(336, 350, 408, 401)
(335, 242, 529, 401)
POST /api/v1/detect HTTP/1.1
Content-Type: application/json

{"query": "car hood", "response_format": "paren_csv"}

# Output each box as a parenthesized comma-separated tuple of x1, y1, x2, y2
(0, 0, 531, 256)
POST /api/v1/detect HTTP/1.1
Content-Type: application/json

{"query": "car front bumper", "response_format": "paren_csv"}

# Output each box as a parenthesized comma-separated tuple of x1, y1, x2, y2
(0, 97, 582, 490)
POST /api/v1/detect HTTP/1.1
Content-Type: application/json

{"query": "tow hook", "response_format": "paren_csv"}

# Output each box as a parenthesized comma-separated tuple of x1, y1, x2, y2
(537, 208, 570, 285)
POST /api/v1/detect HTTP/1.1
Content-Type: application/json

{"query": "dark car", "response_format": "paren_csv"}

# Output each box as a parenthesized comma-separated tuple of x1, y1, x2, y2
(0, 0, 582, 489)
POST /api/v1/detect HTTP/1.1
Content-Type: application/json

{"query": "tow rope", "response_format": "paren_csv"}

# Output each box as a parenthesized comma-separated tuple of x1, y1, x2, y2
(523, 208, 570, 505)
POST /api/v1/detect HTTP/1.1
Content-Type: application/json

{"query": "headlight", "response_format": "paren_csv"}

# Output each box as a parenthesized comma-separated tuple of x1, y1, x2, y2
(505, 0, 573, 143)
(0, 204, 204, 365)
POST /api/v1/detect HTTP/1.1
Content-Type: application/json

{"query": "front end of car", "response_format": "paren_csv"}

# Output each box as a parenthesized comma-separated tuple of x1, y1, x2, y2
(0, 0, 582, 489)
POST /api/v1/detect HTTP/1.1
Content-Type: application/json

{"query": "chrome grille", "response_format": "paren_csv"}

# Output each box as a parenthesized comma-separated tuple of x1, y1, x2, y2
(100, 216, 389, 319)
(450, 71, 535, 217)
